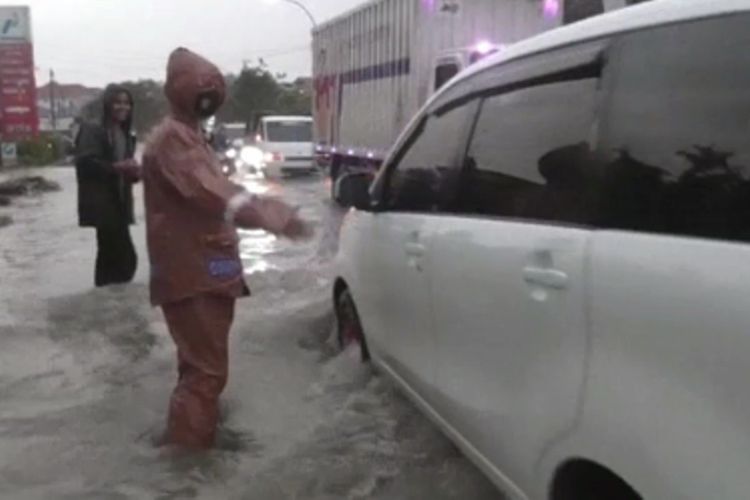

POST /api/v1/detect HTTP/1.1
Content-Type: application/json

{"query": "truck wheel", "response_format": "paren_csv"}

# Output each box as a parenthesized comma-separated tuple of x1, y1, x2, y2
(330, 155, 343, 199)
(335, 289, 370, 362)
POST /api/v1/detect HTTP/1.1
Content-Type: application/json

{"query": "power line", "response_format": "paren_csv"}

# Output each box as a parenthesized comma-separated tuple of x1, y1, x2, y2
(36, 45, 310, 76)
(34, 42, 310, 62)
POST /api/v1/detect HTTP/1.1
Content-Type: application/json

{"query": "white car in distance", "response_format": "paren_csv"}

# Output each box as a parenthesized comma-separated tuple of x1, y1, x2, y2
(254, 115, 316, 178)
(217, 122, 263, 177)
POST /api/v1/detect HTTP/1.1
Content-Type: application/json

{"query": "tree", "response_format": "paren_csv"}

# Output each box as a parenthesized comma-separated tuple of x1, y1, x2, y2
(219, 64, 312, 126)
(219, 63, 281, 125)
(277, 77, 312, 116)
(79, 63, 313, 135)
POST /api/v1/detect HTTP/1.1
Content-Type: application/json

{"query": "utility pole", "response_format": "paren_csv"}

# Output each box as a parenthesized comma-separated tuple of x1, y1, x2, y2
(271, 0, 317, 28)
(49, 69, 57, 132)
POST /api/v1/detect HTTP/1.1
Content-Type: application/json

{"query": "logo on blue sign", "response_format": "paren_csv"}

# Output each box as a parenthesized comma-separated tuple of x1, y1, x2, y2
(207, 258, 242, 279)
(1, 12, 19, 36)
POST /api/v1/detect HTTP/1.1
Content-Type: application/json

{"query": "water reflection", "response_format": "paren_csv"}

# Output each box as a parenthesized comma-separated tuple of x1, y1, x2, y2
(238, 229, 278, 275)
(600, 144, 750, 241)
(239, 175, 271, 195)
(0, 169, 503, 499)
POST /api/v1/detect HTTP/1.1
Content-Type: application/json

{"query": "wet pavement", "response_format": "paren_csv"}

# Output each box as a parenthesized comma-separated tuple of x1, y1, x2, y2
(0, 167, 503, 499)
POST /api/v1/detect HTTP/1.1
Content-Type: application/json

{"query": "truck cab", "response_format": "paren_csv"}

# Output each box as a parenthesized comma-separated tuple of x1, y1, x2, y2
(432, 42, 503, 92)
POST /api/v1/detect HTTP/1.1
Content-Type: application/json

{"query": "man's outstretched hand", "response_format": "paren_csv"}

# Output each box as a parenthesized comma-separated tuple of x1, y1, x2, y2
(281, 214, 313, 240)
(236, 196, 313, 240)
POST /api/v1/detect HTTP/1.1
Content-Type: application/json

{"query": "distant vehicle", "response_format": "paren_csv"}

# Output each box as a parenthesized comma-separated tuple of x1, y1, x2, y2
(312, 0, 637, 198)
(222, 122, 248, 148)
(213, 122, 264, 177)
(253, 115, 316, 178)
(332, 1, 750, 499)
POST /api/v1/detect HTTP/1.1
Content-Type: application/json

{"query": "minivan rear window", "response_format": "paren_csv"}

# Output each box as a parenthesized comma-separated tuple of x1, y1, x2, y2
(599, 14, 750, 242)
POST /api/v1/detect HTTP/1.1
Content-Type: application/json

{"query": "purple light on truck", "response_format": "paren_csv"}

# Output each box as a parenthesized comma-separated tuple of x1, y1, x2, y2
(367, 151, 375, 159)
(347, 149, 355, 156)
(473, 40, 495, 55)
(543, 0, 560, 18)
(421, 0, 437, 12)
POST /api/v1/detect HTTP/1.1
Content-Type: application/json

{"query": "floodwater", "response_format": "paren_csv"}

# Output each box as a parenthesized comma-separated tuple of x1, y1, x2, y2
(0, 168, 503, 500)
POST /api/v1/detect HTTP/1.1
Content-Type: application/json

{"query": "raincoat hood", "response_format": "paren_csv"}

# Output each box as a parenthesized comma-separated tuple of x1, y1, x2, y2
(101, 84, 134, 133)
(165, 48, 226, 123)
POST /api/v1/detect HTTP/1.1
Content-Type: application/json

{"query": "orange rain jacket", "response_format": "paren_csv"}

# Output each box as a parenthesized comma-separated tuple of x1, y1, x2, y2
(143, 48, 297, 306)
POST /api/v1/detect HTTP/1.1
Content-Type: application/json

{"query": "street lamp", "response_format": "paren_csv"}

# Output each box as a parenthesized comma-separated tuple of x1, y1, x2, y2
(263, 0, 317, 27)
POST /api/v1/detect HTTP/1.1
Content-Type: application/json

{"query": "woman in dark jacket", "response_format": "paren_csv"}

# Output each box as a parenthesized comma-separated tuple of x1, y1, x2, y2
(74, 84, 140, 287)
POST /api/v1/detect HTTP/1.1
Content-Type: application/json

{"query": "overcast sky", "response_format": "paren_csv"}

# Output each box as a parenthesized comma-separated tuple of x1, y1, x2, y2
(0, 0, 368, 88)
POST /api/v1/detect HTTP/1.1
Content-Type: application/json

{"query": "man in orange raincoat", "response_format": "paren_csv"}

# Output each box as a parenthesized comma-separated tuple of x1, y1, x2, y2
(142, 48, 310, 449)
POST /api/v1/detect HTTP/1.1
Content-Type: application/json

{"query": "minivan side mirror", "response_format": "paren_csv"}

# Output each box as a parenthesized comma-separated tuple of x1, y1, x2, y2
(335, 173, 372, 210)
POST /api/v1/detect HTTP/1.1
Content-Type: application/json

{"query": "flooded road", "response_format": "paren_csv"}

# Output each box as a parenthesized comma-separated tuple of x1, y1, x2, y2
(0, 167, 503, 499)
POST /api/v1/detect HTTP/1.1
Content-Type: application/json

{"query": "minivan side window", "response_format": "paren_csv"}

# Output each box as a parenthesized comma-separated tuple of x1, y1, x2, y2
(599, 14, 750, 242)
(384, 101, 476, 212)
(455, 77, 602, 225)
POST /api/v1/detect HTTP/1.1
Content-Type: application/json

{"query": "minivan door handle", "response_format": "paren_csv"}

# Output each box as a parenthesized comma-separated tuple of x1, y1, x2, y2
(405, 242, 426, 257)
(522, 267, 569, 290)
(404, 241, 426, 271)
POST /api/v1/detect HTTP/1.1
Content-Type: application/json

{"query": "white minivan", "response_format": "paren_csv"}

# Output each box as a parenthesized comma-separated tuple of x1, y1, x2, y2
(333, 1, 750, 499)
(255, 115, 316, 178)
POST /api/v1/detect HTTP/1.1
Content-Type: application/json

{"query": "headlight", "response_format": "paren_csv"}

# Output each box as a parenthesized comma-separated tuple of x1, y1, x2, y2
(225, 149, 237, 159)
(240, 146, 264, 166)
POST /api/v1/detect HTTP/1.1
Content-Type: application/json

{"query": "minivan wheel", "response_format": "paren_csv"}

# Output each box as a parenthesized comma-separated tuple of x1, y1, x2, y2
(552, 461, 642, 500)
(335, 289, 370, 362)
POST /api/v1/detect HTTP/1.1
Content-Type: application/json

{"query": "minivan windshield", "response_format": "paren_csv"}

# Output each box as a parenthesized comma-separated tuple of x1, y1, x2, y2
(265, 121, 312, 142)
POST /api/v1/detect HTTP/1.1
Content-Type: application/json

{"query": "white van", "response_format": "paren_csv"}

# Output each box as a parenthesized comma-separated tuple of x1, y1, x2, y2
(333, 1, 750, 499)
(255, 115, 315, 178)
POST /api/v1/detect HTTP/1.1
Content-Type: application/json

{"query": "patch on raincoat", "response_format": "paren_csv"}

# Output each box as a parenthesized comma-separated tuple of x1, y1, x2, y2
(207, 257, 242, 279)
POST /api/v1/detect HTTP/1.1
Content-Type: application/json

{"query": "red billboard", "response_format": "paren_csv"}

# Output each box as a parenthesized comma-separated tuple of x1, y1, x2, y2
(0, 7, 38, 141)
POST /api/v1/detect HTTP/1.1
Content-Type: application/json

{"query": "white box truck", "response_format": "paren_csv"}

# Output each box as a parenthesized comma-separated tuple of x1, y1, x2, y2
(312, 0, 637, 190)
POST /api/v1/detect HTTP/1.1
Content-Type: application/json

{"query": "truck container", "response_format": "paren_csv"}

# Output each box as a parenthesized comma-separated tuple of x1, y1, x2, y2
(312, 0, 639, 187)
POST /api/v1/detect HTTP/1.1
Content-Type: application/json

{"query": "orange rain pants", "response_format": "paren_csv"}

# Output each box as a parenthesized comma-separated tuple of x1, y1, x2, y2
(162, 294, 235, 449)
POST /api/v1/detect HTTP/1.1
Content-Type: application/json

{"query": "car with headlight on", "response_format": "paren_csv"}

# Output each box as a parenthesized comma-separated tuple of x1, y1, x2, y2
(254, 115, 316, 178)
(218, 122, 247, 151)
(216, 122, 265, 177)
(332, 1, 750, 499)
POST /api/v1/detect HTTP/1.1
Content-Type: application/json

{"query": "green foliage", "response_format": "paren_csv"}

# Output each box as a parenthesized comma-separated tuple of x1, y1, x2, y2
(219, 65, 282, 124)
(17, 134, 62, 166)
(79, 63, 312, 135)
(219, 64, 312, 128)
(278, 82, 312, 116)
